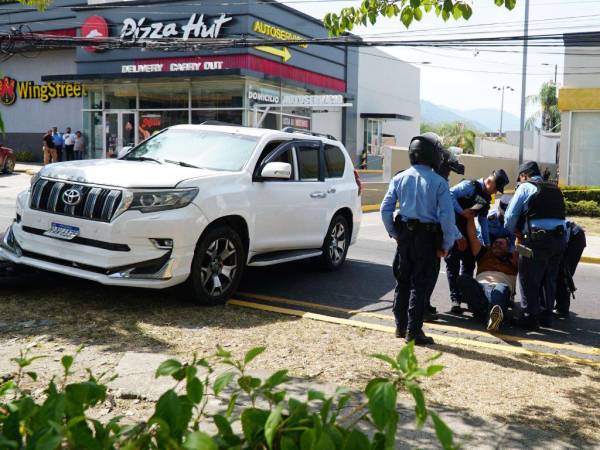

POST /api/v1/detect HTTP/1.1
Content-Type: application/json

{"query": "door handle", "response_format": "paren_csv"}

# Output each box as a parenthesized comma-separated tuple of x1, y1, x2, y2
(310, 192, 327, 199)
(327, 188, 337, 194)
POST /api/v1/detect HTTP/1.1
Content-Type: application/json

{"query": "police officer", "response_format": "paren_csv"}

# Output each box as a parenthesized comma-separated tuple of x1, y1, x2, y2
(381, 133, 458, 345)
(504, 161, 567, 330)
(487, 194, 515, 247)
(554, 221, 586, 318)
(446, 169, 510, 313)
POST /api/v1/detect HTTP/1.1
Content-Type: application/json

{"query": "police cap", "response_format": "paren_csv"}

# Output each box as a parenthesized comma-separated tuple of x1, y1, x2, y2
(518, 161, 541, 177)
(493, 169, 510, 193)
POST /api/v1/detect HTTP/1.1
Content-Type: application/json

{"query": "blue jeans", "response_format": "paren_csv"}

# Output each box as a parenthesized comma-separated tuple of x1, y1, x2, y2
(457, 275, 510, 323)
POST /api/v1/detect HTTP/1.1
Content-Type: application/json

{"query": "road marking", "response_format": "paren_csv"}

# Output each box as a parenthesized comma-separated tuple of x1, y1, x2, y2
(581, 256, 600, 265)
(239, 292, 600, 357)
(362, 205, 379, 213)
(228, 299, 600, 368)
(357, 169, 383, 174)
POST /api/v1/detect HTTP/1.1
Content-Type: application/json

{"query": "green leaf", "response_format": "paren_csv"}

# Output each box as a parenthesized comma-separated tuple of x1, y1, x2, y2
(26, 371, 38, 381)
(238, 375, 261, 393)
(155, 359, 183, 378)
(426, 352, 442, 363)
(495, 0, 504, 6)
(409, 0, 420, 8)
(452, 6, 462, 20)
(341, 429, 370, 450)
(426, 365, 444, 377)
(61, 355, 74, 373)
(430, 411, 456, 450)
(281, 435, 299, 450)
(226, 392, 238, 418)
(505, 0, 517, 10)
(244, 346, 266, 365)
(186, 377, 203, 404)
(423, 2, 432, 12)
(265, 404, 284, 449)
(400, 7, 413, 27)
(241, 408, 270, 442)
(365, 380, 397, 430)
(151, 390, 193, 441)
(371, 354, 399, 370)
(405, 382, 427, 428)
(183, 431, 218, 450)
(213, 371, 235, 396)
(215, 345, 232, 358)
(0, 380, 16, 397)
(213, 414, 234, 436)
(459, 3, 473, 20)
(414, 7, 423, 21)
(308, 390, 326, 401)
(263, 370, 289, 389)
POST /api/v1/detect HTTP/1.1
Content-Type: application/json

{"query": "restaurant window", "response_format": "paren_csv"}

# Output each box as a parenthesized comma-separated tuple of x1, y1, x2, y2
(104, 84, 137, 109)
(138, 110, 189, 139)
(83, 85, 103, 110)
(192, 79, 244, 109)
(82, 111, 103, 159)
(192, 110, 243, 126)
(139, 82, 189, 109)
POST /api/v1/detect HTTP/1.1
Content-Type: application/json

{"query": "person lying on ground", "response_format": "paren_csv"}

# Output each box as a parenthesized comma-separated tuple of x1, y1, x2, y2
(457, 216, 518, 331)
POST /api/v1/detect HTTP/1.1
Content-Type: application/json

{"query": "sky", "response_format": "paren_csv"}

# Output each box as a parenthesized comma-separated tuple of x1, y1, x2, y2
(286, 0, 600, 118)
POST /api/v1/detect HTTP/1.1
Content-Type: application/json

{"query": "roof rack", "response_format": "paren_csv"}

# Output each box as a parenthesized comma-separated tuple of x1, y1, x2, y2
(281, 127, 337, 141)
(201, 120, 246, 127)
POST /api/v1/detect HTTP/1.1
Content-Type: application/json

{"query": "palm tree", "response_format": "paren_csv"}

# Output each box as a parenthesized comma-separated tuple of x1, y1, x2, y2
(421, 121, 477, 154)
(526, 81, 560, 132)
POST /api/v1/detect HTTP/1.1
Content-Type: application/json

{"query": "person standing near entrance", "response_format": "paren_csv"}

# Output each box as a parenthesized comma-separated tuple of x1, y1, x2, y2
(63, 127, 75, 161)
(504, 161, 567, 330)
(52, 126, 64, 162)
(381, 133, 457, 346)
(74, 131, 85, 160)
(42, 129, 57, 165)
(445, 170, 509, 314)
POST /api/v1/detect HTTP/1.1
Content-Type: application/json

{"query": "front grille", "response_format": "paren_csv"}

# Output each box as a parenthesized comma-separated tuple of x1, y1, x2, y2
(30, 179, 123, 222)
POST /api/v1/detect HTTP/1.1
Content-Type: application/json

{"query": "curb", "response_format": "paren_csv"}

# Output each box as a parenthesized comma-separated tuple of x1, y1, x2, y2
(361, 204, 379, 213)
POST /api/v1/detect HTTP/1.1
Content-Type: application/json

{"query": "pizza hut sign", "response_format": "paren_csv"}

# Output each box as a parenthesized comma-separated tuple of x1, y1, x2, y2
(120, 13, 232, 42)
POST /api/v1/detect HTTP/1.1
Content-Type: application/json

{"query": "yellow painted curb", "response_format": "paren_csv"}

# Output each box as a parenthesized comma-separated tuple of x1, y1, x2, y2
(357, 169, 383, 174)
(228, 299, 600, 368)
(361, 204, 380, 213)
(239, 292, 600, 357)
(581, 256, 600, 265)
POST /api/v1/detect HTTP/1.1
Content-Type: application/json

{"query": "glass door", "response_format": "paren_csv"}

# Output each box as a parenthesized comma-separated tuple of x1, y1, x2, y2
(103, 111, 138, 158)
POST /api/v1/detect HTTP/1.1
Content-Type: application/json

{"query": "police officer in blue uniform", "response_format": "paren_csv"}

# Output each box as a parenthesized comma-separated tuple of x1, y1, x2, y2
(446, 169, 510, 313)
(486, 194, 515, 247)
(504, 161, 567, 329)
(381, 133, 458, 345)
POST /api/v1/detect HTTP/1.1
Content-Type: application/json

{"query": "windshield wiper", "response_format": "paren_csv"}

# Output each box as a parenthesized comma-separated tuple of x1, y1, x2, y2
(125, 156, 162, 164)
(164, 159, 202, 169)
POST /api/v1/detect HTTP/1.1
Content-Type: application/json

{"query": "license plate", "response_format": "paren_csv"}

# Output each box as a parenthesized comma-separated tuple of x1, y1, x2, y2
(44, 223, 80, 241)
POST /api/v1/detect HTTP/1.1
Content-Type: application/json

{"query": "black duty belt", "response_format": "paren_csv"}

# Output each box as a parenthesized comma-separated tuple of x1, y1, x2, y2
(527, 226, 565, 241)
(401, 219, 441, 233)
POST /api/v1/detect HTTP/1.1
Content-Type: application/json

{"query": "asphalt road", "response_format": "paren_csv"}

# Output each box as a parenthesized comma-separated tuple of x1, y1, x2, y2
(1, 172, 599, 352)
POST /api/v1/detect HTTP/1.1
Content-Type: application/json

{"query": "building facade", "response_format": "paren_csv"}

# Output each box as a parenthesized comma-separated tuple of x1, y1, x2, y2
(0, 0, 419, 165)
(558, 32, 600, 185)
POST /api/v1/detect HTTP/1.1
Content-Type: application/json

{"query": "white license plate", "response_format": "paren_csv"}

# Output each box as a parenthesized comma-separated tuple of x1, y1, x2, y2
(44, 223, 80, 240)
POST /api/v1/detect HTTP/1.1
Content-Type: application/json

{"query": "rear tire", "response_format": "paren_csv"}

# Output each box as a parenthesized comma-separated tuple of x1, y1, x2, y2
(3, 158, 15, 174)
(188, 225, 245, 305)
(318, 214, 350, 271)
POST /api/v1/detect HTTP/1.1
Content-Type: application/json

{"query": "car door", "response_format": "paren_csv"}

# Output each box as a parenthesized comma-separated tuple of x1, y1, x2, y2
(250, 140, 328, 253)
(322, 143, 349, 219)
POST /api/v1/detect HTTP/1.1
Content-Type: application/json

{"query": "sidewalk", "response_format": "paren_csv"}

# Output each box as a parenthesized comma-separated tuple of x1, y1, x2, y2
(14, 162, 42, 175)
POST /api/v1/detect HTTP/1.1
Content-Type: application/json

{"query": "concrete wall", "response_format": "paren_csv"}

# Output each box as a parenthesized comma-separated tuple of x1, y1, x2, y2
(476, 134, 558, 165)
(558, 112, 571, 185)
(564, 46, 600, 88)
(356, 48, 420, 154)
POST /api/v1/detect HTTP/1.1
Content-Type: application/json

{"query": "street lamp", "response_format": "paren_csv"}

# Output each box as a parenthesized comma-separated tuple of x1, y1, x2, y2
(542, 63, 558, 85)
(492, 85, 515, 136)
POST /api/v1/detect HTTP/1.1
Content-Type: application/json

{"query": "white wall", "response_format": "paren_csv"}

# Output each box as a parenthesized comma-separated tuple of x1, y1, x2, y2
(476, 134, 558, 164)
(356, 48, 420, 152)
(312, 109, 342, 140)
(564, 46, 600, 88)
(1, 50, 82, 133)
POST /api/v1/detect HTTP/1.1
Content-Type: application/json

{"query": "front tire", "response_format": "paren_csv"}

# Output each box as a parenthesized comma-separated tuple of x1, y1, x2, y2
(319, 214, 350, 270)
(188, 226, 245, 305)
(3, 157, 15, 174)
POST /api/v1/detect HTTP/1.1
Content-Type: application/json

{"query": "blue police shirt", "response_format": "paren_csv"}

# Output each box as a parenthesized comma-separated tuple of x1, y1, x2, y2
(52, 133, 64, 147)
(380, 164, 457, 251)
(504, 176, 566, 234)
(486, 210, 515, 248)
(450, 179, 491, 245)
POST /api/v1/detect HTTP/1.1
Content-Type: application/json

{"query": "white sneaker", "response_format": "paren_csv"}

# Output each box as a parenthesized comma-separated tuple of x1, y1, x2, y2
(486, 305, 504, 332)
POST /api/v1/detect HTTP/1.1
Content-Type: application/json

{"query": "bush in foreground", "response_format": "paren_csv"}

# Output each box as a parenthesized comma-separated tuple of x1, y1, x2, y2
(0, 344, 457, 449)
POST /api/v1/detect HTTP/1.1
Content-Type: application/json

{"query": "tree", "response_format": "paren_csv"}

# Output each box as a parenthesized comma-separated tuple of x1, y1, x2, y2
(324, 0, 518, 35)
(15, 0, 52, 10)
(526, 81, 560, 132)
(421, 121, 477, 153)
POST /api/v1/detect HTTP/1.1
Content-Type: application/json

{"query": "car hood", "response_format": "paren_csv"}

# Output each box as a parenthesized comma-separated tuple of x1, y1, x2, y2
(39, 159, 221, 188)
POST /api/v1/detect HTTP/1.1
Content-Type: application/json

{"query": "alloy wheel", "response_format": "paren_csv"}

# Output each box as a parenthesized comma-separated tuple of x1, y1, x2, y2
(199, 238, 238, 297)
(328, 222, 346, 264)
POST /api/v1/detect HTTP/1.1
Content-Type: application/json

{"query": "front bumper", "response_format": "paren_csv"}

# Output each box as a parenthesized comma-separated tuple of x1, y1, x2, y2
(0, 193, 208, 289)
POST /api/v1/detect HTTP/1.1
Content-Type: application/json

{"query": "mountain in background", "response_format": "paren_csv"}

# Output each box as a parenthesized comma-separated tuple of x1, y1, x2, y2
(421, 100, 521, 132)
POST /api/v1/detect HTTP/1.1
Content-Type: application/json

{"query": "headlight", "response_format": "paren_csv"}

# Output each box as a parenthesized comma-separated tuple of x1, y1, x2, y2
(126, 188, 198, 213)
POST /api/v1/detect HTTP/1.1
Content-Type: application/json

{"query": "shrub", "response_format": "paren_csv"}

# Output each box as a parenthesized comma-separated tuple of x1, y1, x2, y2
(14, 150, 35, 162)
(563, 189, 600, 204)
(0, 344, 457, 450)
(565, 199, 600, 217)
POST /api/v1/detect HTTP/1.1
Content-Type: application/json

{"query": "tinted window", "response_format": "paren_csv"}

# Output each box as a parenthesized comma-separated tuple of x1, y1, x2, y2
(324, 145, 345, 178)
(297, 146, 319, 180)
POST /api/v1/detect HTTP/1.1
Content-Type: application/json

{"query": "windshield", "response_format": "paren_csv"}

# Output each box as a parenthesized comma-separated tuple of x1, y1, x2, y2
(123, 128, 259, 171)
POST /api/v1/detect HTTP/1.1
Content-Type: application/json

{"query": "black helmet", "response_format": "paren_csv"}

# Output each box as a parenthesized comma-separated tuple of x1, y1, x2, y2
(409, 132, 443, 170)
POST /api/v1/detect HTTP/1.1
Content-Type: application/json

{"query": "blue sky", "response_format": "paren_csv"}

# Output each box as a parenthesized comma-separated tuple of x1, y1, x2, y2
(287, 0, 600, 117)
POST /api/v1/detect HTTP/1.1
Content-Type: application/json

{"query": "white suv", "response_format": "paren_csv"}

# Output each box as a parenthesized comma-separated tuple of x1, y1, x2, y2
(0, 125, 362, 304)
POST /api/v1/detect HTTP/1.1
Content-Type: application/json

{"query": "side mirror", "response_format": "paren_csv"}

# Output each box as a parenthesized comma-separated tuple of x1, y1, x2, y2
(117, 146, 133, 159)
(260, 162, 292, 180)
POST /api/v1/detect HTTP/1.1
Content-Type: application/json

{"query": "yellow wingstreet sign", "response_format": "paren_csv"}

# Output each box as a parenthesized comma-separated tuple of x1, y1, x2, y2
(256, 46, 292, 63)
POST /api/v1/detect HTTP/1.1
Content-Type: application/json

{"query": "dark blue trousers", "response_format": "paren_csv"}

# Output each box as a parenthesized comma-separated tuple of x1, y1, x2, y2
(445, 243, 476, 303)
(518, 234, 566, 323)
(457, 275, 510, 323)
(393, 227, 439, 335)
(555, 228, 586, 314)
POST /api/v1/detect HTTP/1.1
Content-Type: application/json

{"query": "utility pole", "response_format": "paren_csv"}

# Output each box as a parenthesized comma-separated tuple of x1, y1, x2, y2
(518, 0, 530, 165)
(493, 86, 514, 135)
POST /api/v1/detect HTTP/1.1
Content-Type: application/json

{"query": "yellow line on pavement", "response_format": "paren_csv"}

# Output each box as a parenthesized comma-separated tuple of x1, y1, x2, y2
(581, 256, 600, 265)
(357, 169, 383, 174)
(227, 299, 600, 368)
(239, 292, 600, 357)
(361, 204, 380, 213)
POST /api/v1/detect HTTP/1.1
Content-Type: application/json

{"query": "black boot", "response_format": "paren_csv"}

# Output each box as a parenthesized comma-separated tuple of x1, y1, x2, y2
(450, 300, 462, 314)
(395, 327, 406, 338)
(512, 315, 540, 331)
(406, 330, 435, 346)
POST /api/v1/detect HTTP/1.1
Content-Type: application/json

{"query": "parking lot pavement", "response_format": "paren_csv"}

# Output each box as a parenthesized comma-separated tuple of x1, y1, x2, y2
(0, 172, 29, 231)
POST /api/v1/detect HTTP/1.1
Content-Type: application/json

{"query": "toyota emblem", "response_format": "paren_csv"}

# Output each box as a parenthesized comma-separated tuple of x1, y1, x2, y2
(63, 188, 82, 206)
